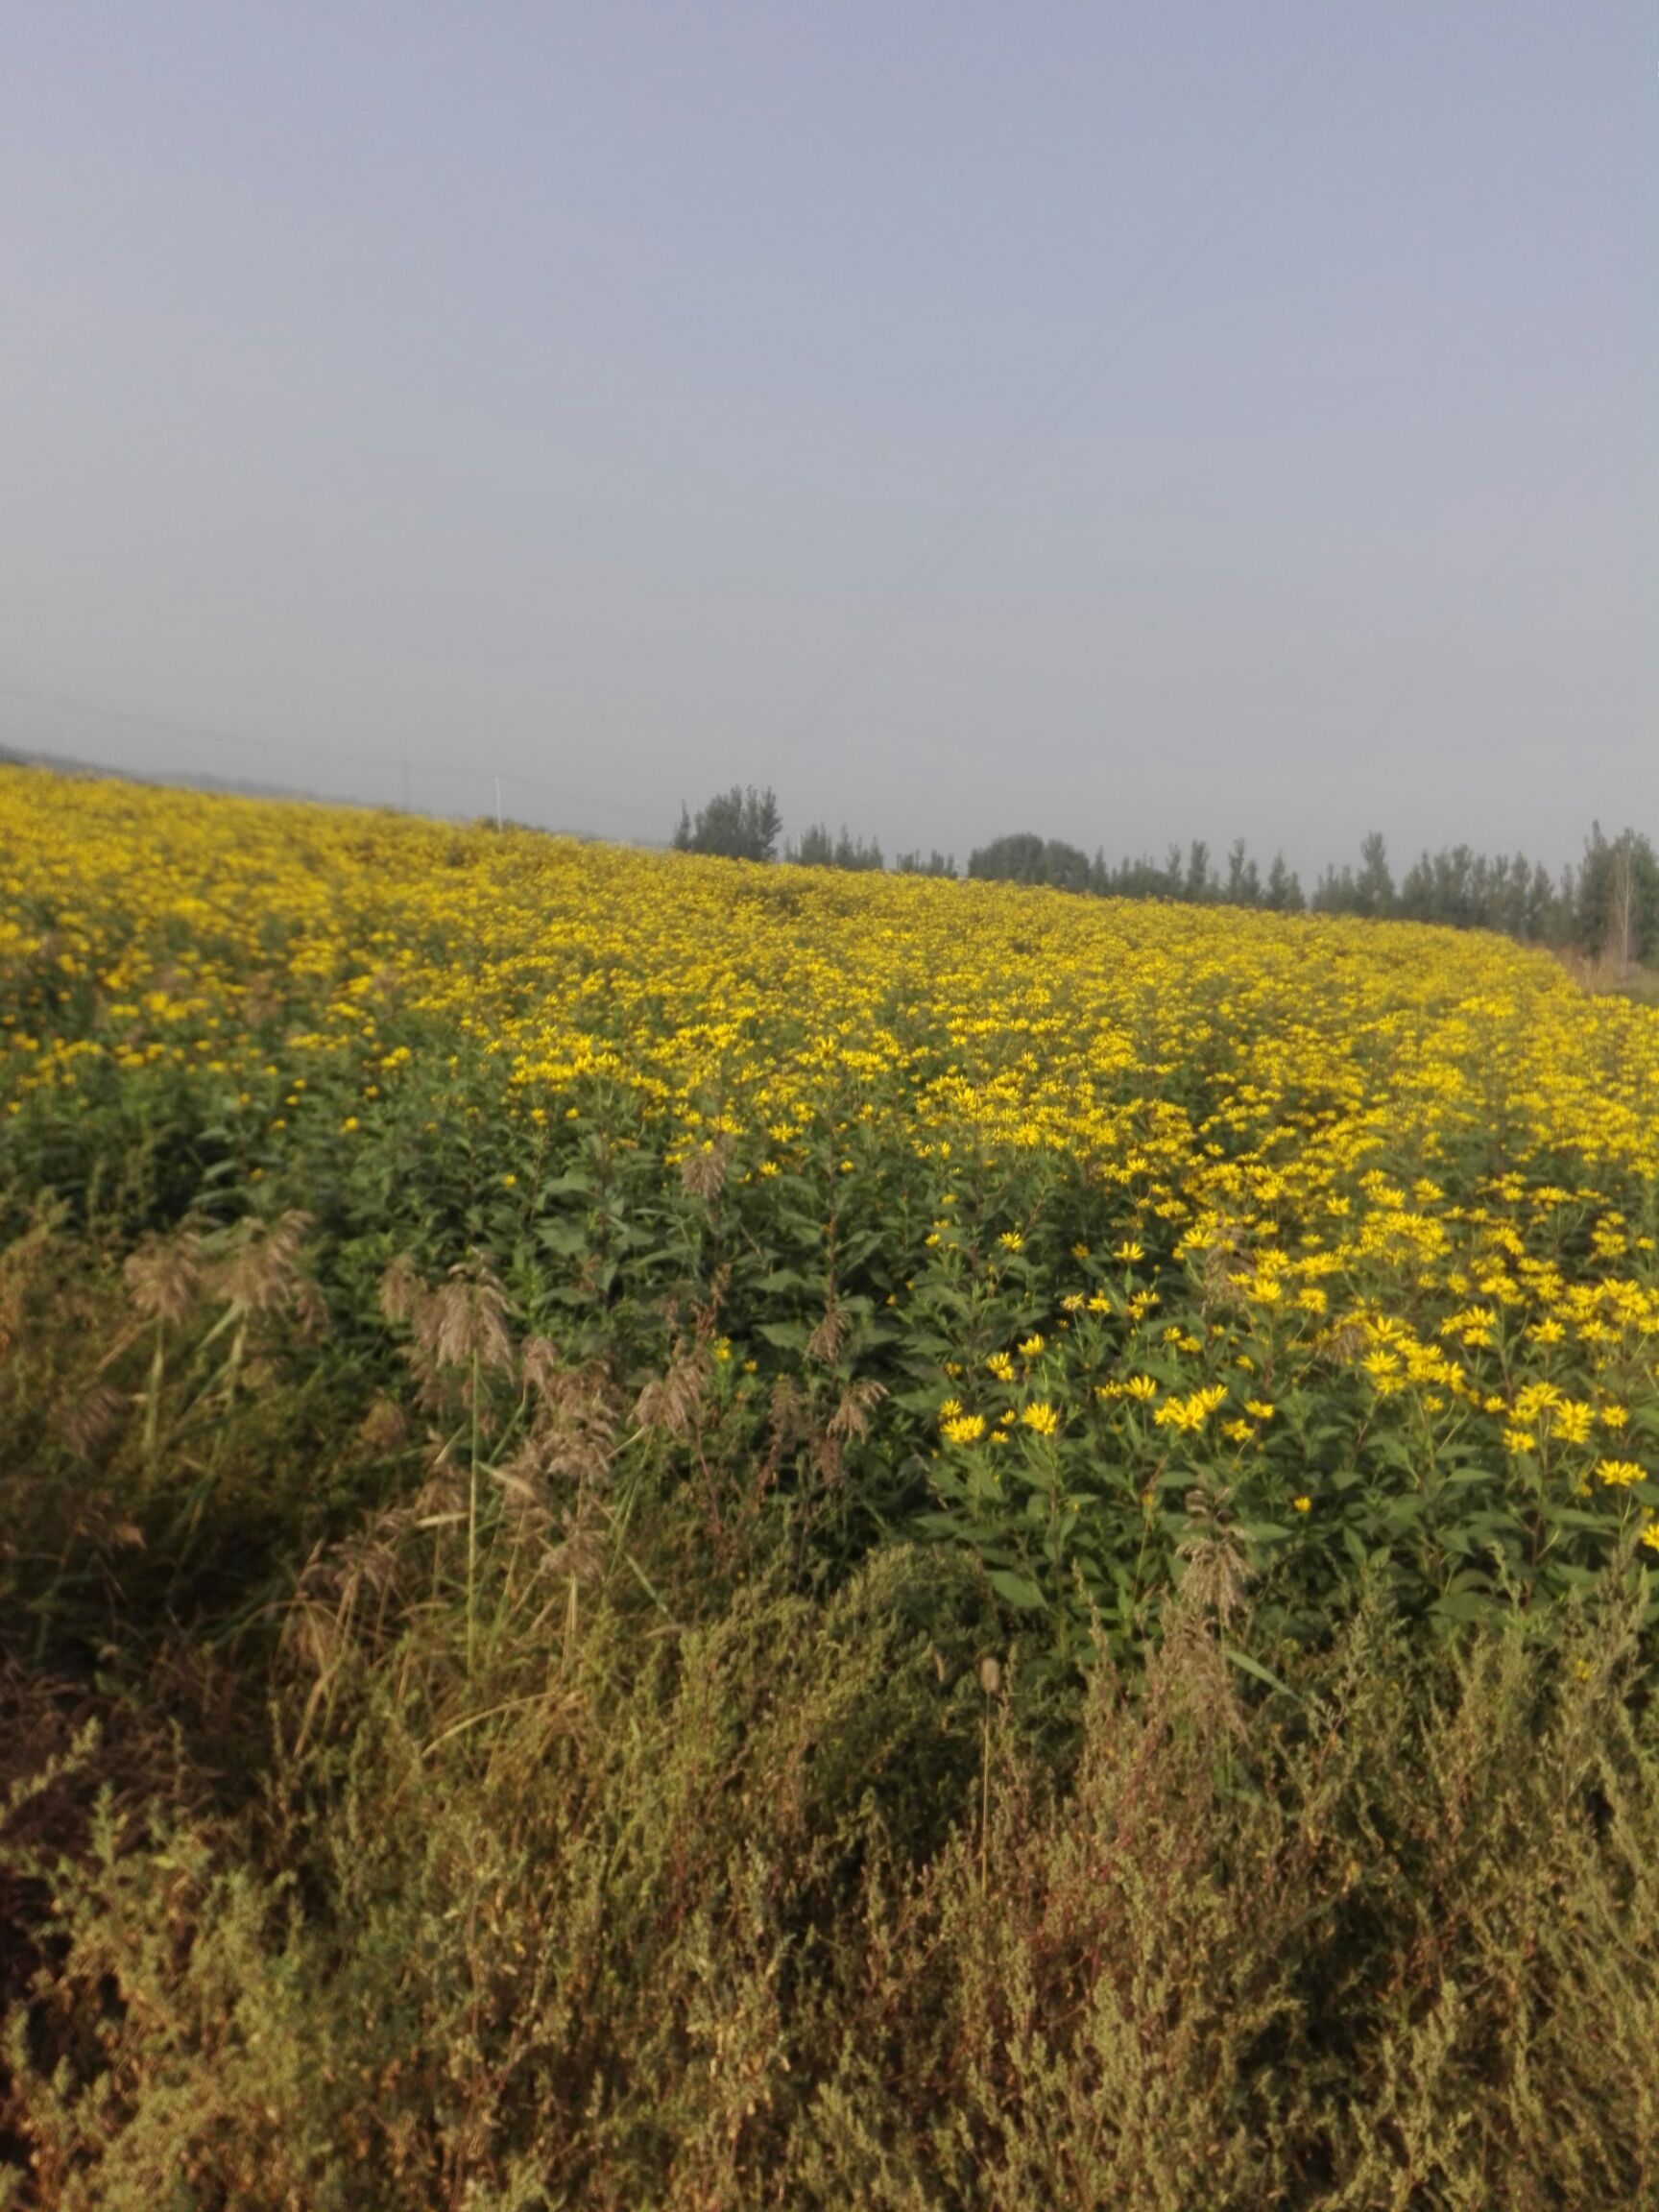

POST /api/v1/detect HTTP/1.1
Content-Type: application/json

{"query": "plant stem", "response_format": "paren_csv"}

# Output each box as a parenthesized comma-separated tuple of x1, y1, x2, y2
(980, 1695, 992, 1891)
(467, 1346, 480, 1679)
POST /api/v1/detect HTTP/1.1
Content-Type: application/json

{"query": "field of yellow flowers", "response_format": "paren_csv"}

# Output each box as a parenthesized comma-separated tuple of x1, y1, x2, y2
(4, 760, 1658, 1640)
(11, 762, 1659, 2207)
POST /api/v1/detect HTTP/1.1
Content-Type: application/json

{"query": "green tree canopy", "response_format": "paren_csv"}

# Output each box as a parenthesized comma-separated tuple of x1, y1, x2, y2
(671, 785, 782, 863)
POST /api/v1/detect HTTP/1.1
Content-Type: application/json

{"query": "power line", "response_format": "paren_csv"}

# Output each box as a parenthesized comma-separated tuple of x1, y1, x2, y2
(776, 0, 1383, 755)
(0, 676, 670, 831)
(1348, 347, 1654, 761)
(0, 678, 392, 775)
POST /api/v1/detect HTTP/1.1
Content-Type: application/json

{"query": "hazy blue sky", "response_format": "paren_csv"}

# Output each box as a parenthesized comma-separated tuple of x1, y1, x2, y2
(1, 3, 1651, 872)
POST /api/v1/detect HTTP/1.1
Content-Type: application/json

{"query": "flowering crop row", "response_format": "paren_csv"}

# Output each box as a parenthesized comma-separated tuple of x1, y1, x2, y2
(3, 765, 1657, 1636)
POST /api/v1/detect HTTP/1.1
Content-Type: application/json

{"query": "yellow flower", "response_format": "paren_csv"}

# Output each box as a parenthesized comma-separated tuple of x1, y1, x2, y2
(986, 1351, 1015, 1382)
(1596, 1458, 1646, 1488)
(1153, 1384, 1228, 1433)
(1513, 1382, 1562, 1421)
(1123, 1374, 1159, 1401)
(9, 752, 1659, 1583)
(1292, 1496, 1311, 1513)
(1503, 1428, 1536, 1455)
(1017, 1334, 1046, 1358)
(1244, 1399, 1275, 1421)
(1021, 1402, 1060, 1436)
(1551, 1400, 1595, 1445)
(942, 1413, 987, 1446)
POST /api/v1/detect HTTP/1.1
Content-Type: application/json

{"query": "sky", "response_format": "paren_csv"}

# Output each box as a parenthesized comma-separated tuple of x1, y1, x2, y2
(0, 2, 1651, 875)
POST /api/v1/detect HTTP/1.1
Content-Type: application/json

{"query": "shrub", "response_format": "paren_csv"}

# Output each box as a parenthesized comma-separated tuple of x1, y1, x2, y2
(672, 786, 782, 862)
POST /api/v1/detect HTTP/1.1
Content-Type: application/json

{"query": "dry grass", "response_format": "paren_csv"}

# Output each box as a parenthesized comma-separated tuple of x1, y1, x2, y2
(1555, 947, 1659, 1006)
(5, 1467, 1659, 2209)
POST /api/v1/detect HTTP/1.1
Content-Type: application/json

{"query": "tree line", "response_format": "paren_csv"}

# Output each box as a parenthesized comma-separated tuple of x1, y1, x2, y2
(672, 786, 1658, 967)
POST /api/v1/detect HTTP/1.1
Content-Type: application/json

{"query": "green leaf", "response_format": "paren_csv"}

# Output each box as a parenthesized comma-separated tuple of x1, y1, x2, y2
(1548, 1507, 1619, 1533)
(756, 1320, 807, 1351)
(1431, 1590, 1495, 1624)
(1222, 1647, 1302, 1701)
(987, 1569, 1046, 1610)
(537, 1221, 589, 1259)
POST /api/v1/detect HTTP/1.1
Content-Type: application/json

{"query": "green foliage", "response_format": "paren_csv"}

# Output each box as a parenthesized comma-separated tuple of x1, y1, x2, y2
(7, 1518, 1659, 2207)
(1397, 845, 1560, 937)
(1262, 849, 1306, 911)
(1315, 830, 1396, 919)
(4, 1124, 1659, 2202)
(950, 818, 1658, 956)
(787, 823, 886, 872)
(665, 785, 1656, 955)
(967, 832, 1094, 893)
(4, 1005, 1656, 1676)
(672, 785, 783, 862)
(5, 780, 1659, 2201)
(1575, 822, 1659, 967)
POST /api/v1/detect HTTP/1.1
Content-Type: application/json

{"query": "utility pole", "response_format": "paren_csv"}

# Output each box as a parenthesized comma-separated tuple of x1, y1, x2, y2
(1611, 836, 1636, 978)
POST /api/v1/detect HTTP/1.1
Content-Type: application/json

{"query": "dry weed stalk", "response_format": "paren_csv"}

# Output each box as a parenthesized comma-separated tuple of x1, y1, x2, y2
(283, 1496, 427, 1752)
(123, 1227, 205, 1327)
(634, 1342, 710, 1442)
(679, 1138, 732, 1201)
(57, 1383, 128, 1462)
(357, 1394, 411, 1455)
(0, 1199, 70, 1358)
(208, 1210, 322, 1330)
(380, 1252, 515, 1418)
(805, 1302, 850, 1366)
(1163, 1483, 1253, 1745)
